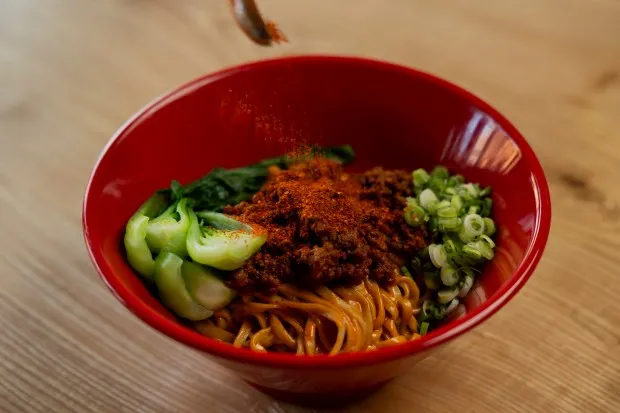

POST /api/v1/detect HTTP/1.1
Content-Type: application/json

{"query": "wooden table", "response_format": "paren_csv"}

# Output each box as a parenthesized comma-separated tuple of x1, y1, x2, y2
(1, 1, 619, 412)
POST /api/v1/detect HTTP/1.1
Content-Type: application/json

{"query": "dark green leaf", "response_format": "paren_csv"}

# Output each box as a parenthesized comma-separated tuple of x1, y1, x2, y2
(159, 144, 355, 212)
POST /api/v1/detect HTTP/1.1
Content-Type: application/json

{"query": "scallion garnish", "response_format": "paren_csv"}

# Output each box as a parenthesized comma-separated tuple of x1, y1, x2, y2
(461, 213, 485, 241)
(413, 168, 431, 187)
(483, 217, 496, 236)
(404, 165, 497, 327)
(424, 271, 440, 290)
(429, 244, 448, 268)
(444, 298, 459, 315)
(437, 288, 459, 304)
(404, 197, 428, 227)
(458, 273, 474, 298)
(462, 243, 483, 260)
(440, 265, 459, 286)
(419, 188, 439, 211)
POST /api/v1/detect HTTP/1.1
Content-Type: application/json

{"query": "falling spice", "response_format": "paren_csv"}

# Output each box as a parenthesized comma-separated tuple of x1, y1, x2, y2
(229, 0, 288, 46)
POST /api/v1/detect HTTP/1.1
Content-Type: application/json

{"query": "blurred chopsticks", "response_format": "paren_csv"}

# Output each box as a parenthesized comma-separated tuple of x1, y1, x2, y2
(229, 0, 288, 46)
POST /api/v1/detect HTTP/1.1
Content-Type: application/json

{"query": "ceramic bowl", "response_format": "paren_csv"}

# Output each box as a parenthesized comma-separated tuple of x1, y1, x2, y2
(83, 55, 551, 406)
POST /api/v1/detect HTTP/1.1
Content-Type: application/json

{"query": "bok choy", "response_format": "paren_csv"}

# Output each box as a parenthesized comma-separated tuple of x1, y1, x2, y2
(154, 251, 236, 321)
(186, 210, 267, 271)
(122, 144, 356, 321)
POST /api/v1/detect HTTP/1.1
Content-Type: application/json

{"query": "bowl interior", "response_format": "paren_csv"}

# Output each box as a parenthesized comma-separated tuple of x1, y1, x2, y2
(83, 56, 550, 366)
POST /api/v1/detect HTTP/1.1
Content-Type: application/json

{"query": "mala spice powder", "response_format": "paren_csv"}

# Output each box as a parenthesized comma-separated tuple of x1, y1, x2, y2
(223, 157, 427, 294)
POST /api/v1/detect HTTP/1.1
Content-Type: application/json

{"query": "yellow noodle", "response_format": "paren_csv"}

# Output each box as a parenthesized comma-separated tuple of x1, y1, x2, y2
(212, 309, 233, 330)
(383, 318, 399, 338)
(250, 327, 274, 352)
(198, 274, 423, 355)
(333, 287, 374, 349)
(295, 336, 304, 355)
(232, 321, 252, 347)
(365, 280, 386, 330)
(381, 289, 399, 320)
(376, 336, 408, 349)
(314, 316, 333, 352)
(273, 310, 305, 335)
(304, 318, 317, 356)
(270, 313, 296, 349)
(195, 320, 236, 343)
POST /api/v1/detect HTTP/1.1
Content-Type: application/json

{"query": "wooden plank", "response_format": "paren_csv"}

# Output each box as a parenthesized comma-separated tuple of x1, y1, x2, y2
(1, 1, 618, 411)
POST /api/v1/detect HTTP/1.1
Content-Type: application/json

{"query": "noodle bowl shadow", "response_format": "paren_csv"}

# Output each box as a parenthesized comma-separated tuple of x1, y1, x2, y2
(83, 55, 551, 406)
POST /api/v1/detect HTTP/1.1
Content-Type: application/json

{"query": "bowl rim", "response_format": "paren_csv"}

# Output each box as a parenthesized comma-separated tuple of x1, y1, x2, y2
(83, 54, 552, 369)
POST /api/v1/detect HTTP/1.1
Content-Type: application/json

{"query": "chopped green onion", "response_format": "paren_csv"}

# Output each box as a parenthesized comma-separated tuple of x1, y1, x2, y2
(440, 265, 459, 286)
(412, 169, 430, 187)
(448, 254, 466, 268)
(428, 244, 448, 268)
(401, 266, 412, 278)
(463, 240, 494, 260)
(468, 205, 480, 215)
(404, 197, 428, 227)
(458, 274, 474, 298)
(420, 322, 430, 335)
(460, 213, 485, 241)
(424, 271, 440, 290)
(474, 240, 494, 260)
(462, 183, 479, 197)
(480, 234, 496, 249)
(444, 298, 459, 314)
(438, 217, 461, 232)
(437, 288, 459, 304)
(431, 166, 449, 180)
(437, 206, 457, 218)
(462, 243, 483, 260)
(433, 200, 451, 212)
(481, 198, 492, 217)
(450, 195, 463, 213)
(422, 300, 445, 319)
(404, 165, 497, 331)
(429, 178, 447, 194)
(442, 239, 458, 255)
(422, 300, 435, 317)
(483, 218, 496, 236)
(447, 175, 465, 187)
(429, 216, 439, 233)
(419, 188, 439, 210)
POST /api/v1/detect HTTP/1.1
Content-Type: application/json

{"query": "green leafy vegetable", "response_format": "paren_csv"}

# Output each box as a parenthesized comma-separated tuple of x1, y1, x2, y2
(123, 144, 355, 321)
(182, 260, 237, 310)
(167, 144, 355, 212)
(153, 251, 214, 321)
(124, 192, 170, 279)
(186, 210, 267, 271)
(145, 198, 191, 257)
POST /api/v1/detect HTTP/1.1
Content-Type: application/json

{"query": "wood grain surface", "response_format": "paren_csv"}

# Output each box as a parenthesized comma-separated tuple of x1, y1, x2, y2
(1, 1, 619, 412)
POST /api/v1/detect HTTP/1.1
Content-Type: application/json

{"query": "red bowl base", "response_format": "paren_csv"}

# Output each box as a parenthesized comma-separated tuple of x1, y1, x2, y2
(247, 379, 392, 407)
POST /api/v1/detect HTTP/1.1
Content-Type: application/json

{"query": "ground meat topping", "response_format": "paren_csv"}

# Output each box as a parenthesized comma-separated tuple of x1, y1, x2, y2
(223, 157, 427, 293)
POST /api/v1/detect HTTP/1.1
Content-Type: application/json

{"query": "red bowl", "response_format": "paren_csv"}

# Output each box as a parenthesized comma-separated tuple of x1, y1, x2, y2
(83, 55, 551, 406)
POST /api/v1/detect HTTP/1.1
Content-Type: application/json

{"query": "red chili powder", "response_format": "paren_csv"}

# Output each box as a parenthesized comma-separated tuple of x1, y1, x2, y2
(223, 157, 427, 294)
